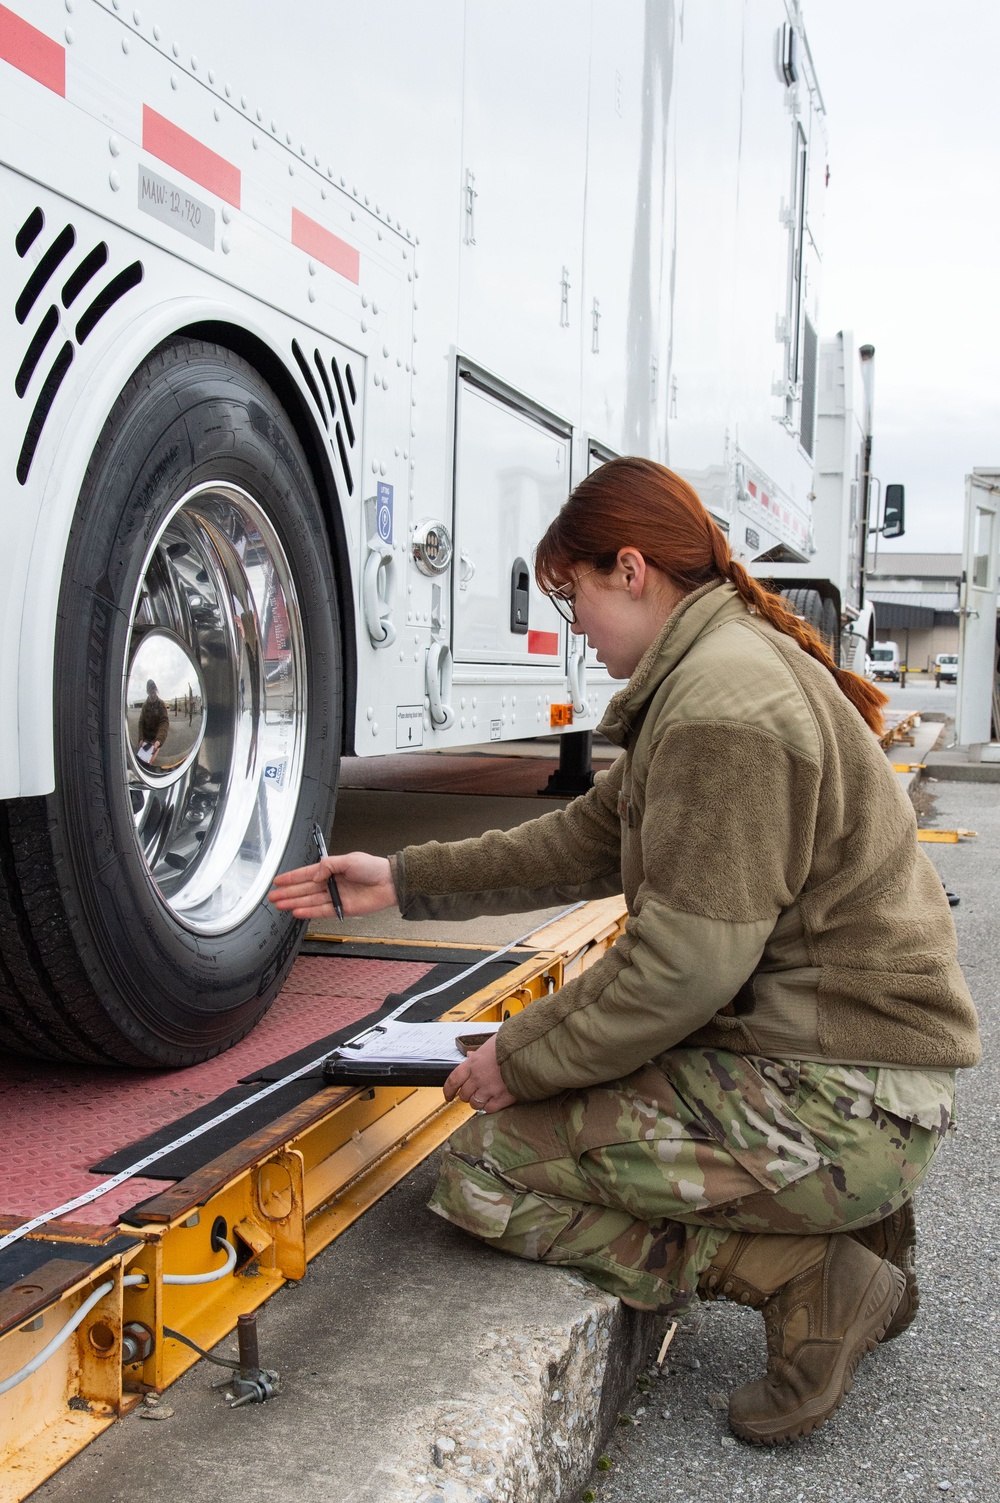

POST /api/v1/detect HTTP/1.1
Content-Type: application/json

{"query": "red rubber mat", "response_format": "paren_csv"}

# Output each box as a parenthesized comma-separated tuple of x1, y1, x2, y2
(0, 954, 432, 1230)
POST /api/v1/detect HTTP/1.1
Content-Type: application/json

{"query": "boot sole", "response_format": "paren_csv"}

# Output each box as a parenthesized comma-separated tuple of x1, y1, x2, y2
(729, 1260, 906, 1446)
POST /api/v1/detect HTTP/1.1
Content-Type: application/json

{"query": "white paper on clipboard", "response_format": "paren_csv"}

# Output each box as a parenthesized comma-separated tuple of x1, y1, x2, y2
(330, 1019, 501, 1068)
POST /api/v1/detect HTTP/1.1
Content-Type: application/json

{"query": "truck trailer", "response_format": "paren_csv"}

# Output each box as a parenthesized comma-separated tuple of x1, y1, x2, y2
(1, 0, 833, 1065)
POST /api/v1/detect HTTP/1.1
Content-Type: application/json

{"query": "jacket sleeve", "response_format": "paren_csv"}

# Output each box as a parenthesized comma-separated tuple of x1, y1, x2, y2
(390, 755, 625, 921)
(494, 718, 822, 1099)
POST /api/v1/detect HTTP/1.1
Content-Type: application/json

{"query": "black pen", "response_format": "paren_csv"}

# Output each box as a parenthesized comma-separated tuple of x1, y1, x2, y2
(312, 821, 344, 921)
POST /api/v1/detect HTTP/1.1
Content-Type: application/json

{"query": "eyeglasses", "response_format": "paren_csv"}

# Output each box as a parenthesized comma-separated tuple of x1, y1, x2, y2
(545, 566, 601, 625)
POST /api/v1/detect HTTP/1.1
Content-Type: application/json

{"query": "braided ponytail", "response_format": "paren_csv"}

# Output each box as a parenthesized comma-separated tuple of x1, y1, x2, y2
(535, 455, 889, 736)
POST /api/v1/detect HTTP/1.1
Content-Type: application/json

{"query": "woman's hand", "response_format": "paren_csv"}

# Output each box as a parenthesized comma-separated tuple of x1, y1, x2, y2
(268, 851, 396, 920)
(443, 1034, 517, 1114)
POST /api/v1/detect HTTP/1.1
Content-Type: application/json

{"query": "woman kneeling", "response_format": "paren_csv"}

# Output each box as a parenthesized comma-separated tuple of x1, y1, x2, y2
(271, 458, 978, 1445)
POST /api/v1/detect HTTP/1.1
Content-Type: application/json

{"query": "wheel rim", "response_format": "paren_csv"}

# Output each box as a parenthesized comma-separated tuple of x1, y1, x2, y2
(122, 482, 307, 936)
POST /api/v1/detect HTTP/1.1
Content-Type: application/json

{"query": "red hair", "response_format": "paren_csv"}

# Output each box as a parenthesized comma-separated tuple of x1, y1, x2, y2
(535, 456, 887, 735)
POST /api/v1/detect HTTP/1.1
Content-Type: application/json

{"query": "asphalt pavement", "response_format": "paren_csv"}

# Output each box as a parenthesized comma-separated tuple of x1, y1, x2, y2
(884, 676, 957, 718)
(582, 776, 999, 1503)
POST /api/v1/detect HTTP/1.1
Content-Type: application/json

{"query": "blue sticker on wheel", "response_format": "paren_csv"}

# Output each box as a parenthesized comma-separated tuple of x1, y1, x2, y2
(376, 481, 393, 544)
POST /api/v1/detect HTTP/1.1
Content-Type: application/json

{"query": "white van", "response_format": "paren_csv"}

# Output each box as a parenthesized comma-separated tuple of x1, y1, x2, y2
(934, 653, 959, 686)
(870, 642, 901, 682)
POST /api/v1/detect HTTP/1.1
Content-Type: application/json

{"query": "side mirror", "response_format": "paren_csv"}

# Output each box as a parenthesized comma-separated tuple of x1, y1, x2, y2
(883, 483, 905, 539)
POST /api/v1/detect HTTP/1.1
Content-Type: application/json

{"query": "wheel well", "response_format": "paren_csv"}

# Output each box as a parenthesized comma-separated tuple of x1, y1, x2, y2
(175, 319, 358, 754)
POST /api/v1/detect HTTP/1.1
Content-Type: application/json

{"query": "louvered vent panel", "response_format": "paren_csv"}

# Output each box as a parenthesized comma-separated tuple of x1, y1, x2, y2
(289, 341, 360, 501)
(13, 209, 143, 484)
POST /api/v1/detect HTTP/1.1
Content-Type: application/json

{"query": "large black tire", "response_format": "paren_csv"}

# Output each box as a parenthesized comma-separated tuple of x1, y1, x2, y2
(779, 587, 825, 635)
(820, 596, 840, 666)
(0, 340, 341, 1065)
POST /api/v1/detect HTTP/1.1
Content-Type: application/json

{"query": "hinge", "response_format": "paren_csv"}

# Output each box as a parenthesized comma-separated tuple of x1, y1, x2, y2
(650, 356, 659, 404)
(560, 266, 571, 327)
(591, 296, 600, 353)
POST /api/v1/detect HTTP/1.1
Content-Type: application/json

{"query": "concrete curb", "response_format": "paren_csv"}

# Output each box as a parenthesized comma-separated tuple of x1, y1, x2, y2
(924, 755, 1000, 783)
(357, 1296, 657, 1503)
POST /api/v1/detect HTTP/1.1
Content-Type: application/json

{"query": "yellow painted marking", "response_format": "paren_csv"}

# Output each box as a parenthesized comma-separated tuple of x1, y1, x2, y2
(917, 829, 978, 843)
(893, 763, 926, 772)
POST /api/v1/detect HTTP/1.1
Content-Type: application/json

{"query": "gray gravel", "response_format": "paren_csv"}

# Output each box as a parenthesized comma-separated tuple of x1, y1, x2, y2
(585, 778, 1000, 1503)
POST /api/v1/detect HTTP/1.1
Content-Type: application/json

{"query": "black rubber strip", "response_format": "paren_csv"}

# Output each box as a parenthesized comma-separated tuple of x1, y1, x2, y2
(298, 939, 519, 965)
(89, 1080, 323, 1179)
(0, 1234, 137, 1303)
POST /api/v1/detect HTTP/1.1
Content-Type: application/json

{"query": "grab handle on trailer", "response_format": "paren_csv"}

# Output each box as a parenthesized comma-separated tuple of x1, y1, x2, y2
(568, 637, 587, 714)
(363, 542, 397, 649)
(425, 641, 455, 731)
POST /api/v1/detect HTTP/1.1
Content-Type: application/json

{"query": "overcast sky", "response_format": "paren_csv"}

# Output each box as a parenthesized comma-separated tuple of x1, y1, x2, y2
(804, 0, 1000, 555)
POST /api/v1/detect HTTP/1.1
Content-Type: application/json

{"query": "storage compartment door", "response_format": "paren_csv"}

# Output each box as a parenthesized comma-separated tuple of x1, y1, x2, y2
(453, 377, 569, 666)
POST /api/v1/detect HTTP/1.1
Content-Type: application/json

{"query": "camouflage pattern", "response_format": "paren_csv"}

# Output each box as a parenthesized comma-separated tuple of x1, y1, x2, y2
(428, 1049, 952, 1314)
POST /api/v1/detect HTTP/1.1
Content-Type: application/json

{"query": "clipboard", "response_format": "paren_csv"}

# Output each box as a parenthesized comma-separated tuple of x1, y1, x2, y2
(321, 1020, 501, 1088)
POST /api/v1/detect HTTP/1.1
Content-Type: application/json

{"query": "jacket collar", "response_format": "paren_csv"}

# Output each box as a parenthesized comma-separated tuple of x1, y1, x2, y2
(597, 579, 747, 747)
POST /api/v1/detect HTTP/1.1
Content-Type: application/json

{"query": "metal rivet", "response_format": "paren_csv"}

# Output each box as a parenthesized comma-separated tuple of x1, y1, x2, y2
(361, 294, 369, 308)
(300, 143, 307, 158)
(371, 460, 378, 474)
(372, 723, 378, 736)
(374, 373, 381, 387)
(132, 7, 140, 21)
(252, 136, 258, 150)
(380, 462, 387, 476)
(377, 229, 382, 241)
(171, 40, 179, 56)
(350, 210, 356, 221)
(225, 84, 232, 98)
(190, 54, 197, 69)
(360, 319, 367, 333)
(208, 67, 215, 84)
(372, 301, 379, 314)
(271, 120, 277, 133)
(64, 0, 74, 11)
(109, 135, 120, 156)
(288, 163, 294, 176)
(121, 36, 129, 52)
(340, 175, 346, 187)
(64, 25, 73, 40)
(221, 235, 231, 254)
(109, 170, 121, 191)
(213, 106, 220, 121)
(382, 344, 389, 358)
(170, 74, 177, 89)
(308, 287, 316, 302)
(221, 205, 232, 223)
(286, 131, 292, 144)
(366, 706, 374, 720)
(308, 259, 316, 276)
(364, 194, 370, 205)
(320, 186, 327, 199)
(383, 376, 389, 391)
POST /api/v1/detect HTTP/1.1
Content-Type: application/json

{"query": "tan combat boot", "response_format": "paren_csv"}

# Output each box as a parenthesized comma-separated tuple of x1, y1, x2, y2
(699, 1232, 904, 1445)
(849, 1200, 919, 1340)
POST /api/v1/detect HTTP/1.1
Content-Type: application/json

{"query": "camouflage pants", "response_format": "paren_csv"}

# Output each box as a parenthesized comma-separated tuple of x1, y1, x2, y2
(428, 1050, 951, 1314)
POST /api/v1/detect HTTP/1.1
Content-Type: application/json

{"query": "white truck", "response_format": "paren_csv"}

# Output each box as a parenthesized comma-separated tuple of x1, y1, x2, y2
(1, 0, 836, 1064)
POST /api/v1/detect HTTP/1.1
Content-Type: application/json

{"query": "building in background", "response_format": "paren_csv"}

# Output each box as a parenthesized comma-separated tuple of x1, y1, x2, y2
(865, 552, 960, 670)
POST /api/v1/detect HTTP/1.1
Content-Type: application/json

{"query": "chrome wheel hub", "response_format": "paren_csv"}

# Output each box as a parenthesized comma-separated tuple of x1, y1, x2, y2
(122, 483, 306, 935)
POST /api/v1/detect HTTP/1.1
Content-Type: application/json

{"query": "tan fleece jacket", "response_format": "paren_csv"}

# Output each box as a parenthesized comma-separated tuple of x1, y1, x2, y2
(392, 582, 980, 1100)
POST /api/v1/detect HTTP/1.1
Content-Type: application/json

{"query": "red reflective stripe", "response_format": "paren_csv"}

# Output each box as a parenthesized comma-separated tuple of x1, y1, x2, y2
(528, 630, 559, 655)
(747, 480, 757, 497)
(142, 104, 240, 207)
(0, 5, 64, 95)
(291, 208, 360, 284)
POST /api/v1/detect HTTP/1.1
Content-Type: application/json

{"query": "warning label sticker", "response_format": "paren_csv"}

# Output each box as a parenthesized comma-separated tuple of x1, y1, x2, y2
(396, 705, 424, 749)
(138, 165, 215, 250)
